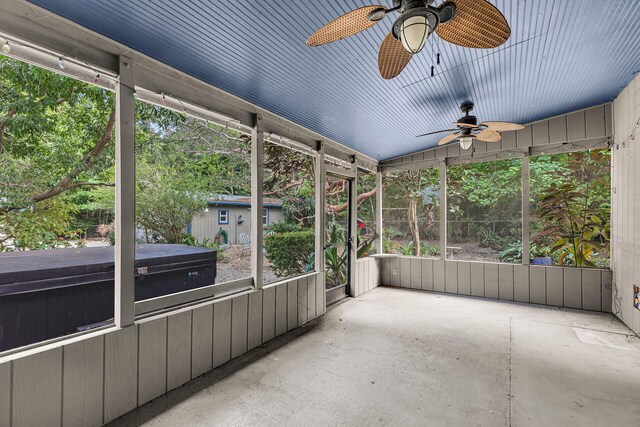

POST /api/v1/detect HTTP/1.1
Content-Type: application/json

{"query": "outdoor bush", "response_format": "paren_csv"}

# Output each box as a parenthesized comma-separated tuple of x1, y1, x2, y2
(264, 230, 314, 277)
(498, 241, 522, 263)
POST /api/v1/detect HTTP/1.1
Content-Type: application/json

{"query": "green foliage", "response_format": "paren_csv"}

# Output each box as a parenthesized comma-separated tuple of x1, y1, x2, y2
(398, 242, 415, 256)
(264, 230, 315, 278)
(533, 150, 610, 267)
(498, 241, 523, 263)
(357, 232, 377, 258)
(420, 242, 439, 257)
(282, 195, 315, 227)
(179, 233, 224, 261)
(382, 169, 440, 255)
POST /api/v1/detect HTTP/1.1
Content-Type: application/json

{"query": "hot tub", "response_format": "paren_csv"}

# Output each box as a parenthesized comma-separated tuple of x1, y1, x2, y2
(0, 244, 216, 351)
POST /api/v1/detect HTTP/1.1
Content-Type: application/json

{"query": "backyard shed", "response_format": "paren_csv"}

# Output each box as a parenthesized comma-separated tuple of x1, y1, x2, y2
(190, 195, 284, 245)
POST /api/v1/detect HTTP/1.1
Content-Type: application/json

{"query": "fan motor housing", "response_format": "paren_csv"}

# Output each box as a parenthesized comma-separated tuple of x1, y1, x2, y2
(391, 1, 439, 41)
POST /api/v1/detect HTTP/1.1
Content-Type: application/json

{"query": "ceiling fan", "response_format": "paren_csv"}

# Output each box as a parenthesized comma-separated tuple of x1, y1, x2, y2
(306, 0, 511, 79)
(416, 101, 524, 150)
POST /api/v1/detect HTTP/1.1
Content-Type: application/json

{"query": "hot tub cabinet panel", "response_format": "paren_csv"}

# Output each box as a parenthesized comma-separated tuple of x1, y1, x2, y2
(0, 244, 216, 352)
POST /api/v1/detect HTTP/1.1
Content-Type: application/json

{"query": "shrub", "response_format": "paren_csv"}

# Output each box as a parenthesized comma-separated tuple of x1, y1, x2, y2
(264, 229, 314, 277)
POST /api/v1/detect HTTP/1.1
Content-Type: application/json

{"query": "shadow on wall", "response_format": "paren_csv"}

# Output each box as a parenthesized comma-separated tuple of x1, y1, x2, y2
(106, 317, 322, 426)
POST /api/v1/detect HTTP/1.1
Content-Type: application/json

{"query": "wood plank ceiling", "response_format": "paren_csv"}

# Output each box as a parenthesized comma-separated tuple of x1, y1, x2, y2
(26, 0, 640, 160)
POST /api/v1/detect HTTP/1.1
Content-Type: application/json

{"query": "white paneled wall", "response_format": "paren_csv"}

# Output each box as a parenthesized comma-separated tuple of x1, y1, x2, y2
(0, 272, 324, 427)
(612, 73, 640, 334)
(353, 257, 382, 297)
(379, 256, 612, 313)
(382, 104, 612, 170)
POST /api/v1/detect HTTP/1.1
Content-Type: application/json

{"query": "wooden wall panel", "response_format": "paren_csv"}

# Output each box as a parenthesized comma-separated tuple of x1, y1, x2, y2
(484, 264, 499, 299)
(191, 305, 213, 378)
(498, 264, 514, 301)
(389, 256, 400, 287)
(400, 258, 411, 288)
(548, 116, 567, 143)
(0, 362, 10, 427)
(248, 291, 263, 350)
(5, 272, 325, 427)
(516, 126, 533, 148)
(381, 104, 612, 173)
(421, 258, 434, 291)
(585, 105, 606, 138)
(445, 261, 458, 294)
(381, 256, 390, 284)
(457, 262, 471, 296)
(563, 269, 582, 309)
(410, 258, 422, 289)
(581, 269, 602, 311)
(63, 336, 104, 427)
(532, 121, 550, 146)
(287, 280, 298, 331)
(275, 284, 288, 336)
(530, 266, 546, 304)
(297, 277, 308, 326)
(104, 326, 138, 423)
(380, 258, 611, 313)
(546, 268, 564, 307)
(138, 318, 168, 405)
(231, 295, 248, 359)
(12, 348, 62, 427)
(316, 271, 325, 315)
(567, 110, 586, 141)
(433, 260, 445, 292)
(262, 286, 276, 342)
(501, 131, 517, 149)
(470, 263, 485, 297)
(513, 265, 530, 303)
(167, 311, 192, 391)
(307, 275, 317, 320)
(601, 270, 613, 313)
(213, 299, 232, 368)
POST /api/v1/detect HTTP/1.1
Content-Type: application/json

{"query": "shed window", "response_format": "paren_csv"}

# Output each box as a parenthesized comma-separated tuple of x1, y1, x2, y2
(263, 208, 269, 225)
(218, 209, 229, 224)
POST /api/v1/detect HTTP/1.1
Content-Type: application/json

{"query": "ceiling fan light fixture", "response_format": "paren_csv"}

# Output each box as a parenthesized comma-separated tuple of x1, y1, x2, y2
(459, 136, 474, 150)
(400, 15, 430, 53)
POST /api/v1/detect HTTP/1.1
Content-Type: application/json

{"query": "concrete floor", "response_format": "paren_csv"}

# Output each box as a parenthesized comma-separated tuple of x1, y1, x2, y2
(109, 287, 640, 427)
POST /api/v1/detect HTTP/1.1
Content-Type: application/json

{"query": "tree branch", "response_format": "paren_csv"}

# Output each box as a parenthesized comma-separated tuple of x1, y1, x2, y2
(327, 187, 377, 213)
(31, 108, 116, 204)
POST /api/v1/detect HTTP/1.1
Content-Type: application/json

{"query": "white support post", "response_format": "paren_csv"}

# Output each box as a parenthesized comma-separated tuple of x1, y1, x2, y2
(115, 56, 135, 328)
(315, 142, 326, 274)
(251, 114, 264, 289)
(522, 153, 530, 265)
(439, 161, 447, 260)
(375, 170, 383, 255)
(349, 161, 358, 296)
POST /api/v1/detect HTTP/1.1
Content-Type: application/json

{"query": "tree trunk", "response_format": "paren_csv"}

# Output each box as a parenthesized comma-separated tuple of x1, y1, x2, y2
(408, 198, 420, 256)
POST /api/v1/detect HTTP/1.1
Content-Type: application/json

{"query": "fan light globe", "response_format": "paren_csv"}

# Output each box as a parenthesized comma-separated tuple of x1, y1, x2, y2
(459, 136, 474, 150)
(400, 15, 430, 54)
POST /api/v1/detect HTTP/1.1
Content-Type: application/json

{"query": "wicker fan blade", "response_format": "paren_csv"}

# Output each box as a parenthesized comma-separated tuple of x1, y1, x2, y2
(378, 32, 413, 79)
(416, 128, 457, 138)
(481, 121, 524, 132)
(435, 0, 510, 49)
(439, 132, 461, 146)
(307, 6, 386, 47)
(475, 129, 502, 143)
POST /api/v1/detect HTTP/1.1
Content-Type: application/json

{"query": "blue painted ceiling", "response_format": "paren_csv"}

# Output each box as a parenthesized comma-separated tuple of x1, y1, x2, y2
(27, 0, 640, 160)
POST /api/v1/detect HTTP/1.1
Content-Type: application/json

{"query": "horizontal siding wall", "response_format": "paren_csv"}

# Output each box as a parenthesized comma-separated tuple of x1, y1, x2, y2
(382, 104, 612, 171)
(353, 257, 381, 297)
(378, 256, 612, 313)
(0, 272, 324, 427)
